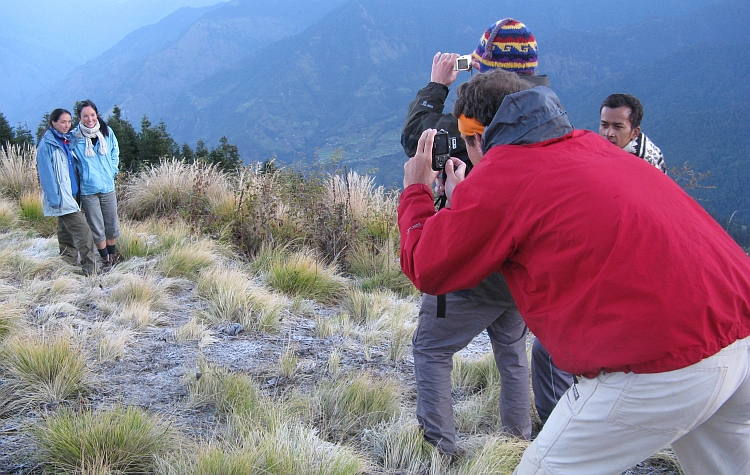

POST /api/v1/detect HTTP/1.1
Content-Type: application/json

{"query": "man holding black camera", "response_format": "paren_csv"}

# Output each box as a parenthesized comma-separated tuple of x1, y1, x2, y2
(399, 68, 750, 475)
(400, 19, 547, 454)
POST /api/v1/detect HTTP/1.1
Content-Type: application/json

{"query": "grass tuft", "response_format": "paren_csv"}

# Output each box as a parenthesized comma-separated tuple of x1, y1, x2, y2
(265, 248, 348, 304)
(185, 360, 264, 418)
(119, 159, 230, 220)
(2, 332, 88, 408)
(0, 143, 40, 200)
(365, 417, 442, 473)
(33, 405, 174, 474)
(452, 352, 500, 392)
(0, 198, 19, 231)
(314, 374, 400, 439)
(108, 274, 171, 312)
(453, 435, 529, 475)
(158, 240, 217, 279)
(19, 192, 57, 236)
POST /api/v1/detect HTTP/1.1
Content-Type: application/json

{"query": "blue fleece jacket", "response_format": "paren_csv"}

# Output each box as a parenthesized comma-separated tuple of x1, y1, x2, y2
(37, 129, 81, 217)
(71, 125, 120, 195)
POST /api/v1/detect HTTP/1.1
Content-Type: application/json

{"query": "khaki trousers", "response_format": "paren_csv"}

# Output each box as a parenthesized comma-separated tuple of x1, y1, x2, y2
(514, 335, 750, 475)
(57, 211, 97, 276)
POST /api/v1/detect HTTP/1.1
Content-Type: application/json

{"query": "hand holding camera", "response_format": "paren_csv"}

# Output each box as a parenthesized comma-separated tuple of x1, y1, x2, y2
(431, 129, 457, 171)
(403, 129, 444, 189)
(453, 54, 474, 71)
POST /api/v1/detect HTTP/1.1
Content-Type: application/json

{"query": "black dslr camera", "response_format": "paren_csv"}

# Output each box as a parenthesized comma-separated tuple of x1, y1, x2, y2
(431, 129, 457, 171)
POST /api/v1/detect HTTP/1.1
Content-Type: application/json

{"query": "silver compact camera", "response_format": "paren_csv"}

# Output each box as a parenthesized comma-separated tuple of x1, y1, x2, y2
(454, 54, 473, 71)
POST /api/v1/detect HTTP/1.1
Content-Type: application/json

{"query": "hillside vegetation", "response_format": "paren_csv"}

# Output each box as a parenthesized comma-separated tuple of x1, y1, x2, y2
(0, 145, 688, 474)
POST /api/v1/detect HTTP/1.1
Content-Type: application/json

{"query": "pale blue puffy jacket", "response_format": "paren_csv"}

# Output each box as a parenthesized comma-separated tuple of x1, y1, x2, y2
(37, 129, 81, 217)
(71, 125, 119, 195)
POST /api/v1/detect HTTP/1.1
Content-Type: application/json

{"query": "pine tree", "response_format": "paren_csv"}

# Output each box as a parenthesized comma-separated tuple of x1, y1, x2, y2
(0, 112, 13, 149)
(195, 139, 209, 162)
(108, 105, 140, 172)
(11, 123, 34, 148)
(36, 113, 51, 144)
(137, 116, 179, 168)
(180, 143, 195, 163)
(206, 136, 242, 172)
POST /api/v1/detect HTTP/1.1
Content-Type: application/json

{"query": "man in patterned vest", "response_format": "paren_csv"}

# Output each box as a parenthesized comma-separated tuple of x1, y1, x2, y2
(599, 93, 666, 173)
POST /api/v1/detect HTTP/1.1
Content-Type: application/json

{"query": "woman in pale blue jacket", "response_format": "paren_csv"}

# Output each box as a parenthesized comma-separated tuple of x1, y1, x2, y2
(71, 99, 121, 268)
(37, 108, 98, 276)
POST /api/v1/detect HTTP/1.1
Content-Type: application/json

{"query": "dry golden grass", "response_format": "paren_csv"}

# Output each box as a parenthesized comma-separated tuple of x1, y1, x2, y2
(265, 248, 349, 304)
(158, 239, 218, 279)
(33, 405, 175, 474)
(1, 332, 89, 409)
(108, 273, 173, 312)
(0, 143, 40, 200)
(0, 198, 19, 231)
(19, 191, 57, 237)
(119, 159, 231, 220)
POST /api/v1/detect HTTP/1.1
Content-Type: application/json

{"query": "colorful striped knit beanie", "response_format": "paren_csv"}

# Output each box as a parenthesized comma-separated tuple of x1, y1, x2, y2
(472, 18, 538, 74)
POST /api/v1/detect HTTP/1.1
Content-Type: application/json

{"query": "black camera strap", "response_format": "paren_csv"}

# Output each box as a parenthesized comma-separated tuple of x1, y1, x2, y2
(436, 293, 446, 318)
(435, 185, 447, 318)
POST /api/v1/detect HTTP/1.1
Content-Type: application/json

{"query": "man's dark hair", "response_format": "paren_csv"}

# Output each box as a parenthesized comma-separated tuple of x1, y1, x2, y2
(453, 69, 534, 130)
(600, 94, 644, 130)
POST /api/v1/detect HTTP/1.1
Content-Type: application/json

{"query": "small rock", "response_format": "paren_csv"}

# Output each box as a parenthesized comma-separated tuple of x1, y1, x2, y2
(218, 323, 244, 336)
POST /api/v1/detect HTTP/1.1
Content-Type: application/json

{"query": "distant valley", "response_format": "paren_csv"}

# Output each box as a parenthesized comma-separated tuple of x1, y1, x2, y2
(3, 0, 749, 223)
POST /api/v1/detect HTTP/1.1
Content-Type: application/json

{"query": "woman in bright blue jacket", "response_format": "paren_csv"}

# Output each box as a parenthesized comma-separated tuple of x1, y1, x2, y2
(71, 99, 121, 268)
(37, 108, 98, 276)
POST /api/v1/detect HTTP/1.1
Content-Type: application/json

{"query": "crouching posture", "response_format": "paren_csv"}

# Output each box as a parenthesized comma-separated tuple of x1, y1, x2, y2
(399, 69, 750, 475)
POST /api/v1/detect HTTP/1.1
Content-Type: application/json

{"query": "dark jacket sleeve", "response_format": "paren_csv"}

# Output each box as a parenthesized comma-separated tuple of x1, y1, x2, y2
(401, 82, 467, 161)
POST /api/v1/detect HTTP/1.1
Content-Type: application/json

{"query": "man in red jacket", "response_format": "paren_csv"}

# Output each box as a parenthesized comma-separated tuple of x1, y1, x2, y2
(399, 69, 750, 474)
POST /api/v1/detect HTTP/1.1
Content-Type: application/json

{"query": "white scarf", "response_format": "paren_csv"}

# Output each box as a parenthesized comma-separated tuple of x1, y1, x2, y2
(77, 121, 108, 157)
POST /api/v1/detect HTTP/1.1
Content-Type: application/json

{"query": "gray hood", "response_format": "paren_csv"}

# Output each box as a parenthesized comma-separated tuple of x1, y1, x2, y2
(482, 86, 573, 153)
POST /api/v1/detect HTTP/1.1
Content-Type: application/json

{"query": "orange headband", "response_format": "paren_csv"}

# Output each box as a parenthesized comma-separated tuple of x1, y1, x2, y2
(457, 115, 486, 136)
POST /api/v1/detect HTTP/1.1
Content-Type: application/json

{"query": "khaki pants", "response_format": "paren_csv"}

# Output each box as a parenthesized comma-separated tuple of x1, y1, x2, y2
(57, 211, 97, 276)
(514, 335, 750, 475)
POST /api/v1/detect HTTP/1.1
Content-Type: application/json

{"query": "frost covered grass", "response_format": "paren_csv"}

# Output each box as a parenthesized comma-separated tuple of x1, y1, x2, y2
(1, 332, 88, 409)
(33, 405, 174, 474)
(0, 153, 685, 475)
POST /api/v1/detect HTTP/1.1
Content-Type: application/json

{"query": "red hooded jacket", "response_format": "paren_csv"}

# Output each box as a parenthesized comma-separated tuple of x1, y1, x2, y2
(399, 129, 750, 377)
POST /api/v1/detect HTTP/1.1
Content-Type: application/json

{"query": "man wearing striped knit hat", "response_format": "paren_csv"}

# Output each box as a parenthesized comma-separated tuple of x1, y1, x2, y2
(400, 18, 548, 457)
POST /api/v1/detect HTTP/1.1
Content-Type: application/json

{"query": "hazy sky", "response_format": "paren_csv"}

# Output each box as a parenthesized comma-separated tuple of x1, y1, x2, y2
(3, 0, 225, 61)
